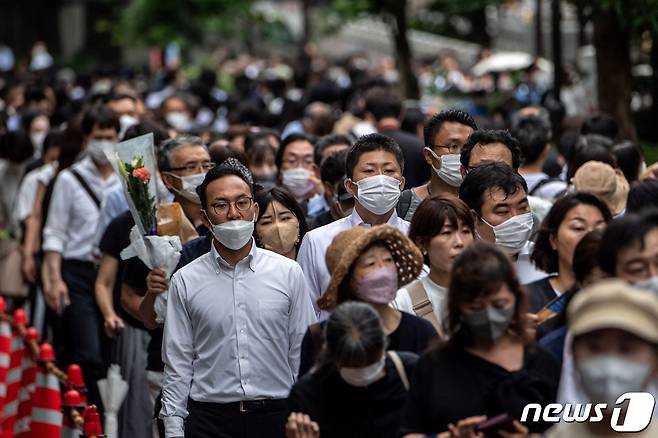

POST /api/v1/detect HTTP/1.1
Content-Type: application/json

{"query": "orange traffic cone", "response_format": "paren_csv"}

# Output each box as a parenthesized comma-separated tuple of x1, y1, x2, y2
(13, 328, 40, 437)
(0, 296, 10, 414)
(80, 404, 106, 438)
(30, 345, 62, 438)
(1, 311, 26, 437)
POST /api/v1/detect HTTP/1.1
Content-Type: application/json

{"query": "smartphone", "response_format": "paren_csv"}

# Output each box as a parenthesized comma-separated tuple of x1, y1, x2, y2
(474, 414, 516, 437)
(537, 291, 572, 324)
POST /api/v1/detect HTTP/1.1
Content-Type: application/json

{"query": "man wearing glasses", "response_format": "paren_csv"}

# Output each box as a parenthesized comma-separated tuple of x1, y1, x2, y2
(160, 135, 216, 231)
(159, 159, 316, 438)
(396, 110, 477, 221)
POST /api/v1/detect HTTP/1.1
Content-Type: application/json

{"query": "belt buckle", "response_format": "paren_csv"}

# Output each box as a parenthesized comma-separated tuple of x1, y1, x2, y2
(239, 401, 247, 413)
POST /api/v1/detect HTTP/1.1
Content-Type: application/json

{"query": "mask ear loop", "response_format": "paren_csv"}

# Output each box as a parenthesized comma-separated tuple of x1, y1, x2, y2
(425, 147, 442, 173)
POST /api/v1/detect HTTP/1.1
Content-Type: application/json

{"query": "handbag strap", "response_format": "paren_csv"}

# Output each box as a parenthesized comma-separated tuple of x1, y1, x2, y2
(406, 279, 443, 336)
(70, 168, 101, 209)
(387, 351, 409, 391)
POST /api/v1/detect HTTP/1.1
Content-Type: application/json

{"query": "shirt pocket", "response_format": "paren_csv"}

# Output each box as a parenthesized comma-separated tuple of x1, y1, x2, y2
(257, 299, 289, 341)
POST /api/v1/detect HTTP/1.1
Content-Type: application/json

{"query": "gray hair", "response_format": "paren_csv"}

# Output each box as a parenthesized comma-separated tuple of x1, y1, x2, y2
(158, 135, 207, 171)
(319, 302, 386, 370)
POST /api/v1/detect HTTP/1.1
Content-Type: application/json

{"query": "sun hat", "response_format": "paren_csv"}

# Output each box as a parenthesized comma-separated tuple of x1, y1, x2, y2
(318, 225, 424, 311)
(568, 279, 658, 343)
(572, 161, 629, 216)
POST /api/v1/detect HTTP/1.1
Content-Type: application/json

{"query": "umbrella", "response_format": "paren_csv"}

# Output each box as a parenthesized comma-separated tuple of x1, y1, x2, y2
(97, 330, 129, 438)
(472, 52, 552, 76)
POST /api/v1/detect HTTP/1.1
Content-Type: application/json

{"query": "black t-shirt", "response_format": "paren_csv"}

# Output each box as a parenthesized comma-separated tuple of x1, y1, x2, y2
(123, 233, 212, 372)
(299, 311, 436, 376)
(400, 345, 560, 435)
(289, 352, 418, 438)
(99, 210, 144, 329)
(380, 128, 430, 189)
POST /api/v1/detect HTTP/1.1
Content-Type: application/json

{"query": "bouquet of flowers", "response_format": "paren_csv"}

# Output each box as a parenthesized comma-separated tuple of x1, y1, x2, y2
(118, 155, 156, 234)
(106, 133, 181, 273)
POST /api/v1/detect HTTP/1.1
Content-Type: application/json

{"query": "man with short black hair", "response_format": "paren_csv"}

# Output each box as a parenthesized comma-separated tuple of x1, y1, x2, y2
(397, 109, 477, 220)
(160, 159, 316, 438)
(512, 115, 567, 200)
(298, 133, 409, 317)
(41, 104, 121, 408)
(460, 129, 523, 175)
(459, 162, 546, 285)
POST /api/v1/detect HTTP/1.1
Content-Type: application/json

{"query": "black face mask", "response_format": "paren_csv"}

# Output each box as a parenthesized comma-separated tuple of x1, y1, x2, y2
(461, 305, 515, 343)
(253, 174, 277, 191)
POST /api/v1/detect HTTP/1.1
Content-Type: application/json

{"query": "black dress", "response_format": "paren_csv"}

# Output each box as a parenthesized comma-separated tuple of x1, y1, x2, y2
(289, 352, 418, 438)
(399, 345, 560, 435)
(298, 311, 436, 376)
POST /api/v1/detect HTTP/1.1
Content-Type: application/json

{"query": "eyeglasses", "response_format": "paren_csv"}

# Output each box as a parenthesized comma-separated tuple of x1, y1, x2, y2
(170, 161, 216, 173)
(431, 144, 462, 154)
(209, 196, 253, 216)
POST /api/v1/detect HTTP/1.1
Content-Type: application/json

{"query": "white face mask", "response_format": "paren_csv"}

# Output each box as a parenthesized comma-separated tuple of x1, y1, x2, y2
(636, 276, 658, 297)
(426, 148, 463, 187)
(351, 175, 401, 215)
(166, 172, 205, 204)
(282, 167, 315, 198)
(577, 355, 653, 405)
(478, 212, 533, 255)
(165, 111, 192, 132)
(155, 175, 172, 202)
(87, 139, 115, 165)
(119, 114, 139, 139)
(205, 212, 255, 251)
(339, 355, 386, 387)
(30, 132, 47, 154)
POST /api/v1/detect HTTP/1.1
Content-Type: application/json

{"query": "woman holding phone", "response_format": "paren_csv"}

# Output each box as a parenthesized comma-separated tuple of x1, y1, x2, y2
(400, 243, 560, 437)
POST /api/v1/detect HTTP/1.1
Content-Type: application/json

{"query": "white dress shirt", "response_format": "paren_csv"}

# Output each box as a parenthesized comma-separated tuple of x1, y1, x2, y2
(297, 208, 410, 319)
(42, 156, 120, 262)
(393, 276, 448, 323)
(13, 162, 56, 225)
(515, 241, 549, 285)
(160, 240, 316, 438)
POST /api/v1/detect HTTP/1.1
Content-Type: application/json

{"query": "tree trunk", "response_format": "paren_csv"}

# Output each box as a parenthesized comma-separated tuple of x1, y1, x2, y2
(389, 1, 420, 99)
(592, 8, 637, 141)
(300, 0, 311, 55)
(535, 0, 544, 57)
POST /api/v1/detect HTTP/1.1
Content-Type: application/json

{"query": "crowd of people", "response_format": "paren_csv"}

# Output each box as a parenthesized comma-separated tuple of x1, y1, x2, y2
(2, 49, 658, 438)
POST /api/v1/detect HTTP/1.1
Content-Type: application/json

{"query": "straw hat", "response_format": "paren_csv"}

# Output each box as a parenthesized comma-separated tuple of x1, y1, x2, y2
(318, 225, 424, 311)
(572, 161, 629, 216)
(568, 279, 658, 343)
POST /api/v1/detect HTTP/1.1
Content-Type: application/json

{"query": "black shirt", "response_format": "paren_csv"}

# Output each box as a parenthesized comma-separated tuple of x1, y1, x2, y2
(123, 233, 212, 372)
(309, 210, 334, 230)
(289, 352, 418, 438)
(98, 210, 144, 329)
(380, 128, 430, 189)
(525, 276, 557, 313)
(299, 311, 436, 376)
(400, 345, 560, 435)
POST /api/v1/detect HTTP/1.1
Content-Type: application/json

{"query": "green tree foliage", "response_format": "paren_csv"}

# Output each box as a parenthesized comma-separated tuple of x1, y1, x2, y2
(115, 0, 253, 47)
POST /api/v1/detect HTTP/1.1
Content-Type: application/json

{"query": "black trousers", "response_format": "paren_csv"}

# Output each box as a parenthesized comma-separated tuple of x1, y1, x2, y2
(50, 259, 105, 411)
(186, 400, 287, 438)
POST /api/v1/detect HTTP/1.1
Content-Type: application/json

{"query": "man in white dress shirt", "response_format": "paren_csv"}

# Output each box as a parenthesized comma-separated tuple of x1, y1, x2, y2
(41, 105, 121, 408)
(160, 159, 316, 438)
(297, 133, 410, 318)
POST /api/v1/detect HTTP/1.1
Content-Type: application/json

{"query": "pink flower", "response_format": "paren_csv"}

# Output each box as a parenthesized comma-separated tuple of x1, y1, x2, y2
(132, 167, 151, 183)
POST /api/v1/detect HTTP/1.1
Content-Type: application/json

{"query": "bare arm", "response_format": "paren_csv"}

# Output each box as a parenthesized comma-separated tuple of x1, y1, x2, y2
(21, 182, 46, 283)
(95, 254, 125, 337)
(42, 250, 69, 314)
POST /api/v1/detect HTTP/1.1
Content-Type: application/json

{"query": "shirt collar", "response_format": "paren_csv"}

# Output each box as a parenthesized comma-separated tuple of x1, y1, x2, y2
(348, 207, 401, 228)
(210, 237, 257, 272)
